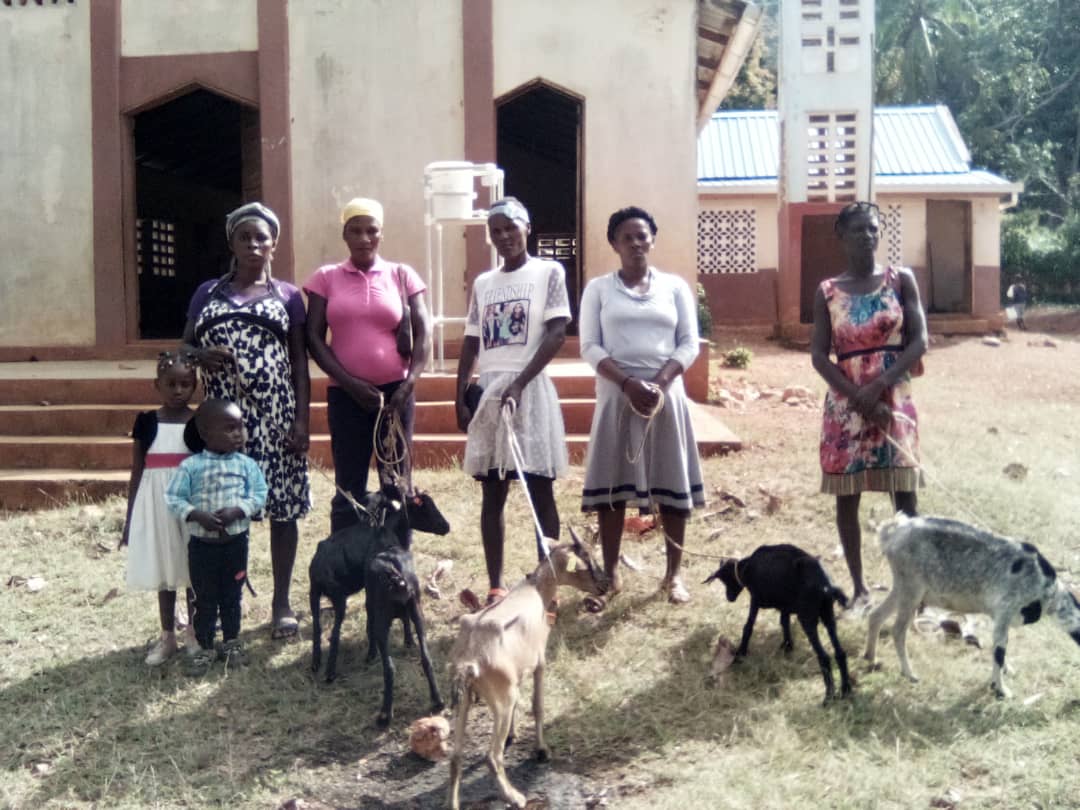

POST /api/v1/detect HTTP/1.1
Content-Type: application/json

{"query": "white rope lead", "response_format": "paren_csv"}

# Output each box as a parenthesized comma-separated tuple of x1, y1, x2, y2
(622, 381, 665, 463)
(883, 410, 988, 529)
(500, 401, 552, 563)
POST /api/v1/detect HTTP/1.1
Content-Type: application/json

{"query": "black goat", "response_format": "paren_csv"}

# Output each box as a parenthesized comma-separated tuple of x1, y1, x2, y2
(309, 485, 450, 683)
(365, 545, 443, 726)
(705, 543, 852, 703)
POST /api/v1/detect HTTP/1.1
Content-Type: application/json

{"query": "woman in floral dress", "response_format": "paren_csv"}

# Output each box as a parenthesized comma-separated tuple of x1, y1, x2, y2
(182, 202, 311, 639)
(810, 202, 927, 603)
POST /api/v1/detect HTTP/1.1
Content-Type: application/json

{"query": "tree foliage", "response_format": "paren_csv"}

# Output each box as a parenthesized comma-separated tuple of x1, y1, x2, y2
(719, 0, 1080, 298)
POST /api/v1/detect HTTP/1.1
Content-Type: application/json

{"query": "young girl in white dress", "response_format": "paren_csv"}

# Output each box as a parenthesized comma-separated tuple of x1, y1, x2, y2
(120, 352, 202, 665)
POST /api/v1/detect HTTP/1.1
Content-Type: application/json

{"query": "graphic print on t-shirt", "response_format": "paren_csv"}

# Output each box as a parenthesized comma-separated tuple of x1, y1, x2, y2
(481, 299, 529, 350)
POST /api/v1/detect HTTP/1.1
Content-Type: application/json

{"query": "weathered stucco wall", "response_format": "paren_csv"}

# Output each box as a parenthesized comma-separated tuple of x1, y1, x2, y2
(122, 0, 257, 57)
(0, 3, 94, 346)
(288, 0, 466, 316)
(493, 0, 699, 289)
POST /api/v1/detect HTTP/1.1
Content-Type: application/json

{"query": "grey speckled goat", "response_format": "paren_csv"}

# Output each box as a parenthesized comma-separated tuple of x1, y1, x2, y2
(865, 513, 1080, 698)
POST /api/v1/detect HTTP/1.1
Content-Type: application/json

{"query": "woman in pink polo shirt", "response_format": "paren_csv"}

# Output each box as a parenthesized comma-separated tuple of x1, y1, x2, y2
(305, 198, 431, 532)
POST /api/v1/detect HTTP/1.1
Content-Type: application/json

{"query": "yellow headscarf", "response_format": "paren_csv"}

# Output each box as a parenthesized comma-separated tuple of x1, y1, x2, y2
(341, 197, 384, 226)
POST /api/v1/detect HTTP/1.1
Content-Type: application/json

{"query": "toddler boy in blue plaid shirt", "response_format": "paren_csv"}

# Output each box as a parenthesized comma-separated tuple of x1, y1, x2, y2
(166, 399, 267, 674)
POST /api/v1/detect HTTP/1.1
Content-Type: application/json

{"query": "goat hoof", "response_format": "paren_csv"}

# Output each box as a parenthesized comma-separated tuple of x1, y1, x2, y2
(535, 746, 550, 763)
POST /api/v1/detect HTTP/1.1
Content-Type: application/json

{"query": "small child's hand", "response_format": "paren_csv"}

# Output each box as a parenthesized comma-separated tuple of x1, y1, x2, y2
(213, 507, 246, 527)
(189, 509, 224, 534)
(196, 346, 234, 373)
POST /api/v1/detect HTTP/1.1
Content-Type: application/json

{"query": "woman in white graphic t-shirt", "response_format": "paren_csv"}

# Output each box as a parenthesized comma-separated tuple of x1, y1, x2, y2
(455, 197, 572, 607)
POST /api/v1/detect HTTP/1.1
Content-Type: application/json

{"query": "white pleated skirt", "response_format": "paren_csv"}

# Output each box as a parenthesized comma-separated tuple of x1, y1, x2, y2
(463, 371, 568, 479)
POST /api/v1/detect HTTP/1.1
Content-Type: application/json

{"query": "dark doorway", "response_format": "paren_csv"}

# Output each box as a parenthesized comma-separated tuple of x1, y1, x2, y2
(926, 200, 971, 313)
(133, 89, 259, 338)
(496, 81, 583, 332)
(800, 214, 846, 322)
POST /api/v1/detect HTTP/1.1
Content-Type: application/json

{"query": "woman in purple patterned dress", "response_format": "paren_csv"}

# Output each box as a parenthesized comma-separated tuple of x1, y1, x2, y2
(810, 202, 927, 603)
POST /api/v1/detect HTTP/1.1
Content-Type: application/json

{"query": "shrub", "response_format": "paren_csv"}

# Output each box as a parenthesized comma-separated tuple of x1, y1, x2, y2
(697, 283, 714, 338)
(723, 347, 753, 369)
(1001, 211, 1080, 303)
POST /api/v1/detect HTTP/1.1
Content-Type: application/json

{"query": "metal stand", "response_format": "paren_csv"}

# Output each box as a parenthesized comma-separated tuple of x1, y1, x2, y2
(423, 162, 504, 371)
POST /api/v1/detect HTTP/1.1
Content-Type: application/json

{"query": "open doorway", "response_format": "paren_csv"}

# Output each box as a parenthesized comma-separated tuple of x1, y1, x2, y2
(496, 81, 583, 332)
(132, 89, 259, 339)
(926, 200, 971, 313)
(799, 214, 845, 322)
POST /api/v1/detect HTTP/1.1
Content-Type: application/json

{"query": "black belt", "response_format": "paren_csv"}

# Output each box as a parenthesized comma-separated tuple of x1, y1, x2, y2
(836, 345, 902, 362)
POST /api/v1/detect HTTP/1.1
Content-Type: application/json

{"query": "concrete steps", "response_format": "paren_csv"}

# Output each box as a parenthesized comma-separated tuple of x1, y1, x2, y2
(0, 355, 740, 510)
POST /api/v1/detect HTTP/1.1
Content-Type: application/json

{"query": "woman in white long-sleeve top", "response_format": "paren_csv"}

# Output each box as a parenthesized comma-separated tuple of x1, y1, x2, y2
(579, 206, 704, 607)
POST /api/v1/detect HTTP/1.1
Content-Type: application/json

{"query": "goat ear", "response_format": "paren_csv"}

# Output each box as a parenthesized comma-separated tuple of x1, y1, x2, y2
(568, 525, 584, 552)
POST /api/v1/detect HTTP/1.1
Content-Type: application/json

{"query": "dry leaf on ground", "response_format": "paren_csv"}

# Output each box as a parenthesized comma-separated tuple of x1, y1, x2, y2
(710, 636, 737, 682)
(1003, 462, 1028, 481)
(9, 576, 48, 592)
(715, 489, 747, 508)
(424, 559, 453, 599)
(930, 787, 963, 808)
(624, 514, 656, 534)
(458, 588, 481, 612)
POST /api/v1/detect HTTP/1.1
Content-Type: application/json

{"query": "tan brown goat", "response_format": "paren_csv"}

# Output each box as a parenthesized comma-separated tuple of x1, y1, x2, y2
(447, 528, 608, 810)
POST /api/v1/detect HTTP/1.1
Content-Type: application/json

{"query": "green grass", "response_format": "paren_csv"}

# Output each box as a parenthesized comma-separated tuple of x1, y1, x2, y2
(2, 330, 1079, 808)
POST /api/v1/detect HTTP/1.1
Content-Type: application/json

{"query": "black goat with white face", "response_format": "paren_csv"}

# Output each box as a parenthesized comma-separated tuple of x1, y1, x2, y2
(705, 543, 851, 703)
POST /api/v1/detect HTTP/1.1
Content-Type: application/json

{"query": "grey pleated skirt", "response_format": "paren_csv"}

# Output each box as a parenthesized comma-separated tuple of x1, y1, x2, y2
(581, 368, 705, 513)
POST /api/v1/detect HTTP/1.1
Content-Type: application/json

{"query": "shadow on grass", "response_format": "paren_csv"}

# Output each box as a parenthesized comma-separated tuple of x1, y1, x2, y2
(548, 625, 1050, 778)
(2, 620, 464, 808)
(4, 601, 1051, 808)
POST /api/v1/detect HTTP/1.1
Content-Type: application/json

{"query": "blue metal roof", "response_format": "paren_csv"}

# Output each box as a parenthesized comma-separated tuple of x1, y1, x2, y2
(698, 105, 982, 182)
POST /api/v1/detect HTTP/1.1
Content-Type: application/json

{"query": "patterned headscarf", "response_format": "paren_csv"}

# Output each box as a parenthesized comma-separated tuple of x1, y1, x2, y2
(225, 202, 280, 242)
(488, 198, 530, 226)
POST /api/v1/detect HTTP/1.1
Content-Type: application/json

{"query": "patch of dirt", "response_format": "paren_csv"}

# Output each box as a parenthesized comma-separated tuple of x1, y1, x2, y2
(1017, 304, 1080, 337)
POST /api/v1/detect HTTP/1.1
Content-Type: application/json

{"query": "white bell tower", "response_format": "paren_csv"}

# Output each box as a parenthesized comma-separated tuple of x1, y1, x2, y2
(776, 0, 876, 334)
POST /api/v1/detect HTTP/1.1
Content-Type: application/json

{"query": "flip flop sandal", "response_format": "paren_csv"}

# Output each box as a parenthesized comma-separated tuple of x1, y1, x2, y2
(485, 587, 509, 607)
(271, 614, 299, 640)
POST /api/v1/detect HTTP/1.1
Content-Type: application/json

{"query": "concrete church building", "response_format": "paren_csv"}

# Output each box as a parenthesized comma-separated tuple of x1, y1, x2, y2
(0, 0, 761, 359)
